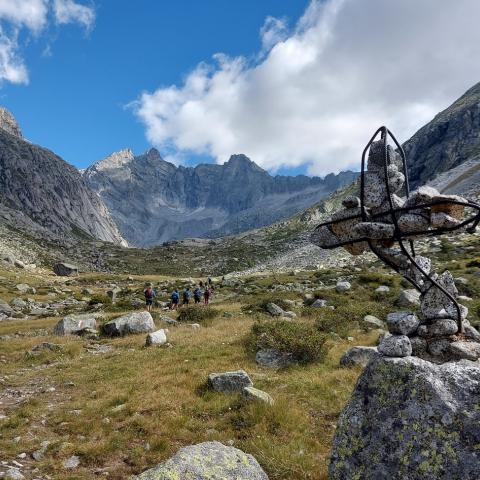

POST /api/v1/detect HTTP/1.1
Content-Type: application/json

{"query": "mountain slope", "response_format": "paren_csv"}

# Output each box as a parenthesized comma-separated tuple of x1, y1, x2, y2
(84, 149, 357, 246)
(0, 111, 124, 245)
(404, 81, 480, 187)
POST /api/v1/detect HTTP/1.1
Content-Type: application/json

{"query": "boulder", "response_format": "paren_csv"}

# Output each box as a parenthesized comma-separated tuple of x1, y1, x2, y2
(208, 370, 253, 393)
(107, 286, 122, 303)
(159, 315, 179, 326)
(242, 386, 274, 405)
(145, 329, 167, 346)
(53, 262, 79, 277)
(16, 283, 35, 294)
(0, 299, 13, 315)
(329, 356, 480, 479)
(397, 289, 421, 308)
(340, 346, 380, 367)
(132, 441, 268, 479)
(336, 281, 351, 293)
(386, 311, 420, 335)
(103, 312, 155, 336)
(255, 348, 294, 368)
(378, 334, 412, 357)
(265, 302, 284, 316)
(53, 314, 97, 336)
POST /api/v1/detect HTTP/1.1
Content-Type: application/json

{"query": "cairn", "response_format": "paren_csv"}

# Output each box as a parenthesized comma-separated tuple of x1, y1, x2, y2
(311, 127, 480, 363)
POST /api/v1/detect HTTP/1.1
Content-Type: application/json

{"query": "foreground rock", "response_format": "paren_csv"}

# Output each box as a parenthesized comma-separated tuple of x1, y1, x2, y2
(53, 262, 79, 276)
(242, 386, 274, 405)
(340, 346, 379, 367)
(255, 348, 294, 368)
(53, 314, 97, 336)
(208, 370, 253, 393)
(329, 356, 480, 479)
(103, 312, 155, 336)
(132, 441, 268, 479)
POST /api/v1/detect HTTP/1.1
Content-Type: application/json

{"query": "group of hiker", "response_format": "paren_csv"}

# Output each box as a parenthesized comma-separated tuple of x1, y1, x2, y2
(144, 277, 215, 311)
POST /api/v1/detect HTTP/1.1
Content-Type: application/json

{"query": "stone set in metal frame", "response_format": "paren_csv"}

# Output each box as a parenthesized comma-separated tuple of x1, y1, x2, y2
(311, 126, 480, 361)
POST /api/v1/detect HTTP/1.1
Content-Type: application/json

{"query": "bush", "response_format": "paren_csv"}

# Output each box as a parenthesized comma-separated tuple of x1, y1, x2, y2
(177, 305, 220, 325)
(249, 320, 329, 364)
(358, 272, 396, 287)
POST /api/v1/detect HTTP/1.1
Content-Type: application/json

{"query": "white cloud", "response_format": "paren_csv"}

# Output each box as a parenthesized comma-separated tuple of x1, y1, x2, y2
(0, 0, 95, 85)
(53, 0, 95, 30)
(133, 0, 480, 176)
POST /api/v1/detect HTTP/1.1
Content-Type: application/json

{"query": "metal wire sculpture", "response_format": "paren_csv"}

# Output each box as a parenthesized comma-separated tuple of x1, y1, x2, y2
(311, 126, 480, 334)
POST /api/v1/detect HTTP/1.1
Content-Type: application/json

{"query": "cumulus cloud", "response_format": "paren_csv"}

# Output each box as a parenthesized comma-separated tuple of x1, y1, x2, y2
(133, 0, 480, 176)
(0, 0, 95, 85)
(53, 0, 95, 30)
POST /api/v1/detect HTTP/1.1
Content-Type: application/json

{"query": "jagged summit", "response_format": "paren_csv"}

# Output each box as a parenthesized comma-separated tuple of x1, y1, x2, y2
(0, 107, 22, 138)
(224, 154, 266, 173)
(87, 148, 134, 173)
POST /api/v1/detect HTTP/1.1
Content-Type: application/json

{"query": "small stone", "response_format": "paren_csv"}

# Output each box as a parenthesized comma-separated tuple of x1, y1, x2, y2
(410, 336, 428, 356)
(363, 315, 385, 329)
(63, 455, 80, 469)
(16, 283, 36, 294)
(255, 349, 294, 368)
(4, 468, 25, 480)
(311, 299, 327, 308)
(340, 346, 380, 367)
(449, 341, 480, 361)
(282, 311, 297, 319)
(386, 311, 420, 335)
(378, 334, 412, 357)
(464, 325, 480, 342)
(145, 329, 167, 346)
(375, 285, 390, 294)
(242, 386, 274, 405)
(265, 303, 284, 316)
(342, 196, 360, 209)
(336, 281, 351, 293)
(428, 318, 458, 336)
(208, 370, 253, 393)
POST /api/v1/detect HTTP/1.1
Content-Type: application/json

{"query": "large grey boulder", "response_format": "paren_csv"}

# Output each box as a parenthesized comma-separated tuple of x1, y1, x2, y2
(386, 311, 419, 335)
(53, 314, 97, 336)
(329, 356, 480, 479)
(208, 370, 253, 393)
(340, 346, 380, 368)
(103, 312, 155, 336)
(378, 334, 412, 357)
(145, 329, 167, 346)
(53, 263, 79, 277)
(132, 441, 268, 479)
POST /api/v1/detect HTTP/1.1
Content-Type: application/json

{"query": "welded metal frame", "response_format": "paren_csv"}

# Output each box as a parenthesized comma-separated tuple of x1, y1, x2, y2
(313, 126, 480, 333)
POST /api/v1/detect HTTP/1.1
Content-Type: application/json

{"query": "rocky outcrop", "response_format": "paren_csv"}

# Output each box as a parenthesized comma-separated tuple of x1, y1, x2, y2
(404, 81, 480, 187)
(329, 356, 480, 479)
(84, 148, 357, 246)
(0, 107, 22, 138)
(0, 117, 124, 245)
(132, 441, 268, 479)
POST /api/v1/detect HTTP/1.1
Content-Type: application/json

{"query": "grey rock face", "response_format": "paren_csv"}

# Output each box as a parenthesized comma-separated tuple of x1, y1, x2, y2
(132, 441, 268, 479)
(208, 370, 253, 393)
(53, 263, 79, 277)
(0, 107, 22, 138)
(103, 312, 155, 336)
(404, 81, 480, 187)
(0, 124, 124, 244)
(54, 314, 97, 336)
(84, 149, 357, 246)
(378, 334, 412, 357)
(340, 346, 379, 368)
(329, 356, 480, 479)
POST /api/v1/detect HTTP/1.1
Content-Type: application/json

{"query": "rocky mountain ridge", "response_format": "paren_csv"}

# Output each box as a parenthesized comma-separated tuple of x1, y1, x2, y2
(84, 149, 357, 246)
(0, 111, 125, 246)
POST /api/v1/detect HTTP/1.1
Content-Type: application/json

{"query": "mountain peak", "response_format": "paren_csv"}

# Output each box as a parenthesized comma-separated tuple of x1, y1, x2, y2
(93, 148, 134, 172)
(0, 107, 22, 138)
(225, 154, 266, 173)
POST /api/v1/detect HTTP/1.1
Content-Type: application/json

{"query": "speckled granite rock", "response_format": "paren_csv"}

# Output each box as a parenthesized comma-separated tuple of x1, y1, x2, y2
(132, 441, 268, 479)
(329, 356, 480, 479)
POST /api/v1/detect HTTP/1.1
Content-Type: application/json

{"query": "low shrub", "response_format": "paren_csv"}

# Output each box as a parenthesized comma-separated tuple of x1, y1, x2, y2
(358, 272, 396, 287)
(177, 305, 220, 324)
(88, 295, 112, 306)
(249, 320, 329, 364)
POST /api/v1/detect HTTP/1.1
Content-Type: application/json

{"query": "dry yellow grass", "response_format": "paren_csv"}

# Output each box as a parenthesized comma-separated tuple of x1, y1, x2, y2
(0, 272, 378, 479)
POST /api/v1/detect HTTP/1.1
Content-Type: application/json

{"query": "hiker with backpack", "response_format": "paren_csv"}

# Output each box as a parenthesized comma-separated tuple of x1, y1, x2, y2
(194, 286, 202, 304)
(204, 286, 211, 305)
(144, 284, 156, 312)
(183, 287, 191, 305)
(170, 289, 179, 310)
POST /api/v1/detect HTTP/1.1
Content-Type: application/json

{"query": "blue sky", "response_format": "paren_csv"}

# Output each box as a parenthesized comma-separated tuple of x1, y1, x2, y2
(1, 0, 480, 176)
(0, 0, 308, 171)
